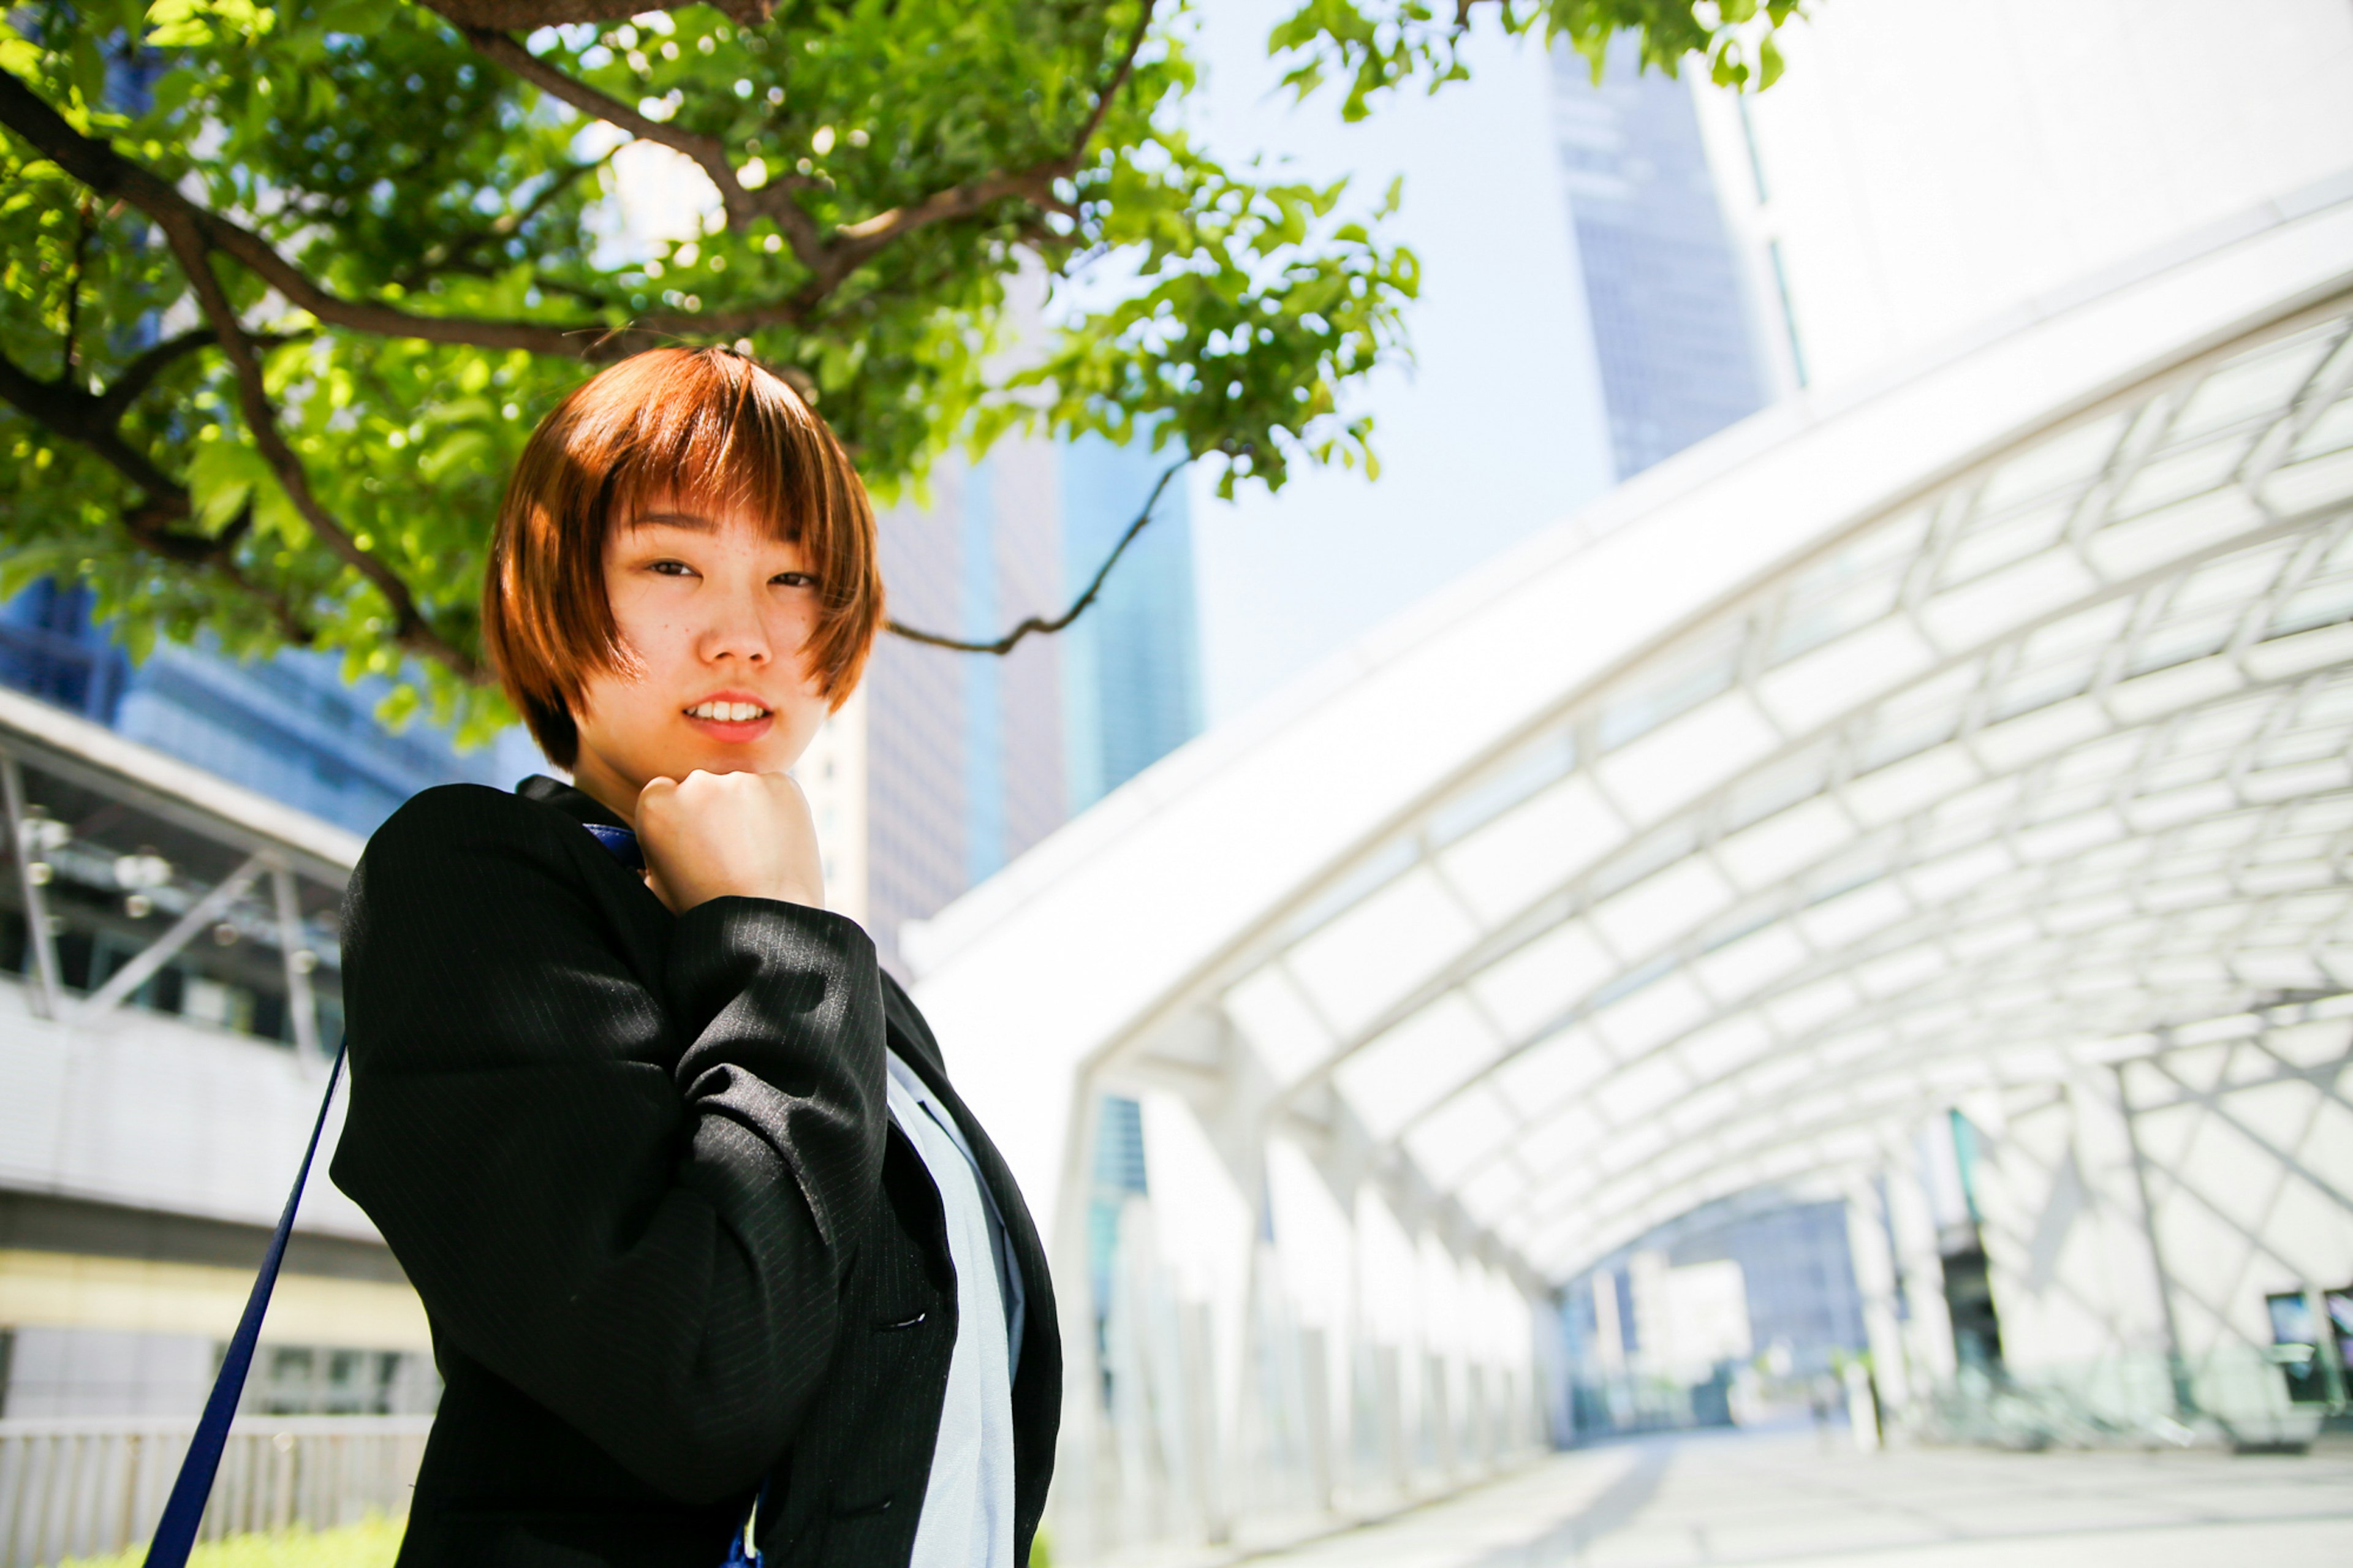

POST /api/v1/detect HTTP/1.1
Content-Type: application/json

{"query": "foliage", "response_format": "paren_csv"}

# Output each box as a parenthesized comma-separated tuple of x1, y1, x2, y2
(60, 1513, 404, 1568)
(0, 0, 1789, 738)
(1271, 0, 1807, 119)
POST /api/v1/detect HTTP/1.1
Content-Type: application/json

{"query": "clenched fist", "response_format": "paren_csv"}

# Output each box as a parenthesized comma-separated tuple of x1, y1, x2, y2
(635, 769, 824, 914)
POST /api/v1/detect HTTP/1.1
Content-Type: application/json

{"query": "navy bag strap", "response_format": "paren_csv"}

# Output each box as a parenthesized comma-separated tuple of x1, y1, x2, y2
(143, 1040, 346, 1567)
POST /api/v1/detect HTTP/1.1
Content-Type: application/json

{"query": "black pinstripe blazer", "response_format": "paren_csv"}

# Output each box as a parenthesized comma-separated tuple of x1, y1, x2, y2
(328, 776, 1059, 1567)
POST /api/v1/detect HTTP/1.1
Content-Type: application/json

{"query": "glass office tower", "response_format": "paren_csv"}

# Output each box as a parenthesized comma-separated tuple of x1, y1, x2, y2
(1552, 40, 1771, 477)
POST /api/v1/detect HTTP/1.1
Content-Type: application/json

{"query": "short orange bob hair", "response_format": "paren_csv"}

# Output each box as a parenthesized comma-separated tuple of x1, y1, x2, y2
(482, 347, 884, 769)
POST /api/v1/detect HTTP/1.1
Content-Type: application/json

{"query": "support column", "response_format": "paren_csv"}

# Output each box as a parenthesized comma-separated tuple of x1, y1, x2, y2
(1843, 1170, 1911, 1428)
(1887, 1131, 1958, 1392)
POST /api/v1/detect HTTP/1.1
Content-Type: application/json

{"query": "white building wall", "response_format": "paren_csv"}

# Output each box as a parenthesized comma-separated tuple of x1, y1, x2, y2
(1694, 0, 2353, 395)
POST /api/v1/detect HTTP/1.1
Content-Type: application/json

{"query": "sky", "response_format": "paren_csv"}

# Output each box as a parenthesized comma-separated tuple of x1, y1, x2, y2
(1173, 3, 1618, 725)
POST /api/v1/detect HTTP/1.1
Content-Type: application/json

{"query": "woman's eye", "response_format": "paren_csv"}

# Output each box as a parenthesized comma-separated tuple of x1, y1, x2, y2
(650, 559, 695, 577)
(773, 571, 817, 588)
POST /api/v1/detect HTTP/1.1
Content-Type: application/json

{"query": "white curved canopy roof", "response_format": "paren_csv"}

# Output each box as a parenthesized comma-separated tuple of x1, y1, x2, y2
(909, 185, 2353, 1287)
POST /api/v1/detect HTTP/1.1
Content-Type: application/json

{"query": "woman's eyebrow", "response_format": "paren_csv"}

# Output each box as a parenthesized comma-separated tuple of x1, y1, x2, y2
(628, 511, 718, 532)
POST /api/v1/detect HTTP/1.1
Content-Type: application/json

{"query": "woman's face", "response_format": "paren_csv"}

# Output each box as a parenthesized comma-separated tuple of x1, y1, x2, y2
(569, 498, 835, 822)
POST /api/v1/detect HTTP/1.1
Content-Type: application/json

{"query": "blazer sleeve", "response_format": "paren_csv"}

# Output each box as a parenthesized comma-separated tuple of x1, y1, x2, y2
(327, 785, 886, 1503)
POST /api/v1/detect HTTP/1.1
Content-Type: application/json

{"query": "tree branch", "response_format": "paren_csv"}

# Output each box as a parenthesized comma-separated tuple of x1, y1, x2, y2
(456, 26, 828, 264)
(0, 67, 635, 359)
(887, 458, 1184, 654)
(455, 1, 1153, 310)
(1070, 0, 1158, 165)
(156, 219, 481, 680)
(59, 196, 93, 380)
(0, 347, 315, 644)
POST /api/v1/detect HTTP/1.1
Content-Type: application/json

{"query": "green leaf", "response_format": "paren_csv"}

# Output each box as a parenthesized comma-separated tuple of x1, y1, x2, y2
(70, 32, 107, 112)
(188, 442, 267, 532)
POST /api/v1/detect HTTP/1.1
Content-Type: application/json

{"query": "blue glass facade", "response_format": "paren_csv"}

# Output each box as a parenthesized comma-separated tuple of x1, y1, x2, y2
(1552, 42, 1769, 478)
(0, 580, 520, 836)
(865, 434, 1203, 971)
(1061, 436, 1202, 813)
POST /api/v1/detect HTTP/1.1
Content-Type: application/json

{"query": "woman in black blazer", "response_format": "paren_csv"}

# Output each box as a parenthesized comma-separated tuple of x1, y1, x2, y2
(329, 348, 1058, 1567)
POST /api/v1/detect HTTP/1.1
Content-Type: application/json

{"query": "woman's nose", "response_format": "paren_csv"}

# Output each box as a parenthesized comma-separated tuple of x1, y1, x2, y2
(697, 585, 772, 664)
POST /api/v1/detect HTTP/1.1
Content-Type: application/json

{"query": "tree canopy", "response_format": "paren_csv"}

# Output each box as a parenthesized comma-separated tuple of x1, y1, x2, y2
(0, 0, 1803, 741)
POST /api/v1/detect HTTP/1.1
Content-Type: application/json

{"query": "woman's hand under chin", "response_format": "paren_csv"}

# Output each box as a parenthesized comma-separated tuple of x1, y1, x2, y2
(634, 769, 826, 914)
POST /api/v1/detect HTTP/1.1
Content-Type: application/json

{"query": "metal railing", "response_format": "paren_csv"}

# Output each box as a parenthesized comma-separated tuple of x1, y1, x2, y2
(0, 1415, 428, 1568)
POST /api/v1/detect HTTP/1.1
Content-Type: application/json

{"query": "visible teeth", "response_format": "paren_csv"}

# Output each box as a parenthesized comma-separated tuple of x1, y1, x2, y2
(690, 701, 768, 721)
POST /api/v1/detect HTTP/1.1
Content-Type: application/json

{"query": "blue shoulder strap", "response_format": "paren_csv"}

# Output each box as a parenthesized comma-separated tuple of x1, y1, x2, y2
(144, 1040, 346, 1567)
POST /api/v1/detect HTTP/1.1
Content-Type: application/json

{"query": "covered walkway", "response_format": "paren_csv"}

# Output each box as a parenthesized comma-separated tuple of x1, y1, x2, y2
(1247, 1430, 2353, 1568)
(907, 176, 2353, 1562)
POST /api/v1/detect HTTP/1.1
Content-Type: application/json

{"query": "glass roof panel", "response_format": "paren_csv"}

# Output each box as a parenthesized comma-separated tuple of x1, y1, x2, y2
(2270, 574, 2353, 637)
(1844, 743, 1982, 828)
(1694, 923, 1811, 1004)
(1224, 965, 1336, 1083)
(1425, 727, 1578, 851)
(1593, 692, 1781, 824)
(1438, 774, 1626, 928)
(1757, 619, 1938, 737)
(1333, 992, 1503, 1139)
(1594, 1053, 1691, 1126)
(1468, 921, 1615, 1039)
(2172, 542, 2297, 615)
(1593, 628, 1743, 753)
(1797, 882, 1912, 952)
(1717, 795, 1854, 889)
(1722, 744, 1834, 834)
(2015, 809, 2129, 865)
(1938, 499, 2075, 588)
(1492, 1026, 1613, 1118)
(2091, 488, 2266, 579)
(1454, 1160, 1529, 1224)
(1679, 1013, 1776, 1078)
(1919, 551, 2102, 652)
(1288, 866, 1479, 1037)
(1854, 942, 1944, 997)
(1767, 511, 1931, 666)
(1588, 858, 1737, 958)
(1763, 975, 1865, 1039)
(2169, 328, 2339, 441)
(2113, 431, 2255, 517)
(2292, 395, 2353, 461)
(1403, 1083, 1520, 1186)
(1975, 412, 2128, 513)
(1855, 662, 1985, 772)
(2262, 442, 2353, 515)
(2246, 621, 2353, 681)
(1906, 840, 2014, 903)
(2107, 655, 2245, 722)
(1972, 695, 2110, 772)
(1590, 972, 1711, 1058)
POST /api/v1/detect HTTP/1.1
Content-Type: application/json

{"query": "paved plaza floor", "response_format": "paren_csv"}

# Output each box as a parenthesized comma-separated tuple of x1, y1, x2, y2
(1241, 1428, 2353, 1567)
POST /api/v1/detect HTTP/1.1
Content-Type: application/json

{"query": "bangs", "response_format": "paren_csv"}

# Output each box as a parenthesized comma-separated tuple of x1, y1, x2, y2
(599, 354, 821, 550)
(481, 347, 884, 768)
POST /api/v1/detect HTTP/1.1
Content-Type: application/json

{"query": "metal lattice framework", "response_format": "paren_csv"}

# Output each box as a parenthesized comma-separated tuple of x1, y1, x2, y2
(1214, 305, 2353, 1282)
(911, 196, 2353, 1323)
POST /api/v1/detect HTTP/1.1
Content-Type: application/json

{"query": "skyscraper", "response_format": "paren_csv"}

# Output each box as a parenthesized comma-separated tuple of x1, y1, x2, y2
(1552, 40, 1771, 478)
(1061, 434, 1202, 815)
(858, 430, 1205, 974)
